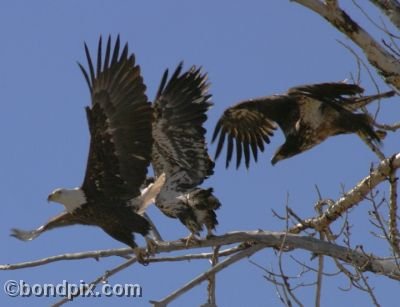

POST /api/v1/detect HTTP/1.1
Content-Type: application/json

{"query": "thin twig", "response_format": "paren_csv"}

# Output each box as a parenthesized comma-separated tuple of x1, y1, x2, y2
(52, 256, 137, 306)
(290, 153, 400, 234)
(276, 208, 304, 307)
(0, 248, 134, 270)
(315, 231, 324, 307)
(357, 269, 381, 307)
(149, 244, 264, 307)
(388, 156, 400, 256)
(374, 121, 400, 132)
(205, 246, 220, 307)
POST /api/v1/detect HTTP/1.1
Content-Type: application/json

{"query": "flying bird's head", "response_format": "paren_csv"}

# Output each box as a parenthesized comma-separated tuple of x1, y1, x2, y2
(47, 188, 86, 212)
(271, 137, 302, 165)
(271, 152, 286, 165)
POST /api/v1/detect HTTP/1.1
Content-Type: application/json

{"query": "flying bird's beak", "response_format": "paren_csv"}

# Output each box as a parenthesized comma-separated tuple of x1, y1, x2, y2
(47, 193, 53, 203)
(271, 150, 285, 165)
(271, 156, 280, 166)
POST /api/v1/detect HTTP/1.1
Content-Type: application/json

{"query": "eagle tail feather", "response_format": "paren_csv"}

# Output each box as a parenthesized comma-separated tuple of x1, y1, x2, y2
(354, 113, 381, 145)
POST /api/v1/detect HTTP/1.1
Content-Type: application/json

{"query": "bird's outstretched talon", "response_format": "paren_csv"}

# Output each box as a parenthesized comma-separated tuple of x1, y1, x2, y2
(180, 233, 200, 247)
(145, 237, 159, 256)
(206, 229, 216, 240)
(10, 228, 39, 241)
(238, 241, 257, 249)
(133, 247, 150, 266)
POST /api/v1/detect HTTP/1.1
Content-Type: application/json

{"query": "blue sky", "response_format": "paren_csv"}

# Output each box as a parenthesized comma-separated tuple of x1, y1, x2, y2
(1, 1, 399, 306)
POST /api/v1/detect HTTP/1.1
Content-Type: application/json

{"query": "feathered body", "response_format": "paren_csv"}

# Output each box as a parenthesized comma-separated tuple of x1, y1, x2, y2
(152, 64, 220, 238)
(213, 82, 395, 168)
(12, 36, 162, 263)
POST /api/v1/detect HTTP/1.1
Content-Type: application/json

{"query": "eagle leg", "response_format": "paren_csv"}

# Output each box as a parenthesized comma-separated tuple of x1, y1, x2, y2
(145, 236, 159, 256)
(206, 227, 216, 240)
(133, 247, 150, 265)
(180, 232, 200, 247)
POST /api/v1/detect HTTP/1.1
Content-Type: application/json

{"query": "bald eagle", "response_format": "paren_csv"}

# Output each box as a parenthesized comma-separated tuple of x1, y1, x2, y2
(152, 63, 220, 242)
(11, 36, 165, 263)
(212, 82, 395, 168)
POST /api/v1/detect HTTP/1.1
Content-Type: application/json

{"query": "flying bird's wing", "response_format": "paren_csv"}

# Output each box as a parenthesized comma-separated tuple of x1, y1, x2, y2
(152, 63, 213, 191)
(212, 82, 394, 169)
(11, 212, 87, 241)
(212, 98, 280, 169)
(78, 36, 152, 204)
(287, 82, 382, 143)
(287, 82, 364, 100)
(288, 82, 395, 110)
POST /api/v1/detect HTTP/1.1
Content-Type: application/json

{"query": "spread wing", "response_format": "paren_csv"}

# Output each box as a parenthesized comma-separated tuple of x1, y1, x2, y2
(287, 82, 364, 101)
(79, 36, 152, 204)
(11, 212, 87, 241)
(287, 82, 365, 114)
(212, 83, 367, 169)
(152, 63, 213, 192)
(212, 98, 280, 169)
(287, 82, 381, 143)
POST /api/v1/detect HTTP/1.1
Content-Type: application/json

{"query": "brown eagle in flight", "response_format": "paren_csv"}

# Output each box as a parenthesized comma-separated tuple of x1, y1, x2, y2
(151, 63, 220, 242)
(11, 36, 165, 263)
(212, 82, 395, 168)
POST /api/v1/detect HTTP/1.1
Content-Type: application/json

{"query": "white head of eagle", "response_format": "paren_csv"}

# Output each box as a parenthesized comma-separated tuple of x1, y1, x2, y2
(47, 188, 86, 213)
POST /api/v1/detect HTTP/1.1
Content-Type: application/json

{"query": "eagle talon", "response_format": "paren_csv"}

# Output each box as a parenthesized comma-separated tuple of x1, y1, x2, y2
(206, 228, 216, 240)
(181, 233, 200, 247)
(133, 247, 150, 265)
(145, 237, 159, 256)
(238, 241, 256, 249)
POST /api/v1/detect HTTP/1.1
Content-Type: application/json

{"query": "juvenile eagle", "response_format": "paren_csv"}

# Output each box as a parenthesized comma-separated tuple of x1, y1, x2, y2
(152, 63, 221, 242)
(12, 36, 164, 263)
(212, 82, 395, 168)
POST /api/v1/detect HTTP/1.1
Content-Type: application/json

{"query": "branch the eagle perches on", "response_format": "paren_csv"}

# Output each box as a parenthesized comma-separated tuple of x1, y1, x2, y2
(2, 153, 400, 306)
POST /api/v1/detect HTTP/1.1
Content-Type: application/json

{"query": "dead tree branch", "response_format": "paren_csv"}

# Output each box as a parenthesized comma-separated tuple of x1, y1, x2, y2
(290, 153, 400, 234)
(3, 230, 400, 281)
(369, 0, 400, 30)
(150, 244, 264, 307)
(292, 0, 400, 89)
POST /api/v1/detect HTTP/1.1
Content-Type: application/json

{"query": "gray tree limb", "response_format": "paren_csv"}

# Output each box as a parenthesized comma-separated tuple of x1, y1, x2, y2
(290, 153, 400, 233)
(2, 230, 400, 281)
(292, 0, 400, 89)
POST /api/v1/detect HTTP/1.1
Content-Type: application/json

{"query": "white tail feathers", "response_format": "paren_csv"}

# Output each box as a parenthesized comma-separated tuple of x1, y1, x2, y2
(137, 173, 166, 215)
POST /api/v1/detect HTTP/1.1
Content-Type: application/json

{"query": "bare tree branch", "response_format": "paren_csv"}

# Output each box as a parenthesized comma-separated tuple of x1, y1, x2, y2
(150, 244, 264, 307)
(3, 230, 400, 281)
(388, 157, 400, 256)
(369, 0, 400, 30)
(52, 256, 138, 307)
(0, 248, 133, 270)
(292, 0, 400, 89)
(290, 153, 400, 234)
(0, 244, 247, 271)
(204, 246, 220, 307)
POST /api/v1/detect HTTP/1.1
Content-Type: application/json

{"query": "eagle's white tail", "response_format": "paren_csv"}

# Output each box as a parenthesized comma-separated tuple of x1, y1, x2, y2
(137, 173, 166, 215)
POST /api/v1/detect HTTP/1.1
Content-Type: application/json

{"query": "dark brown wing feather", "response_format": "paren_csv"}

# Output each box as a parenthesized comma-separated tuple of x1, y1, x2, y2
(287, 82, 381, 143)
(79, 36, 152, 204)
(152, 63, 213, 191)
(287, 82, 364, 100)
(11, 212, 87, 241)
(212, 99, 279, 169)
